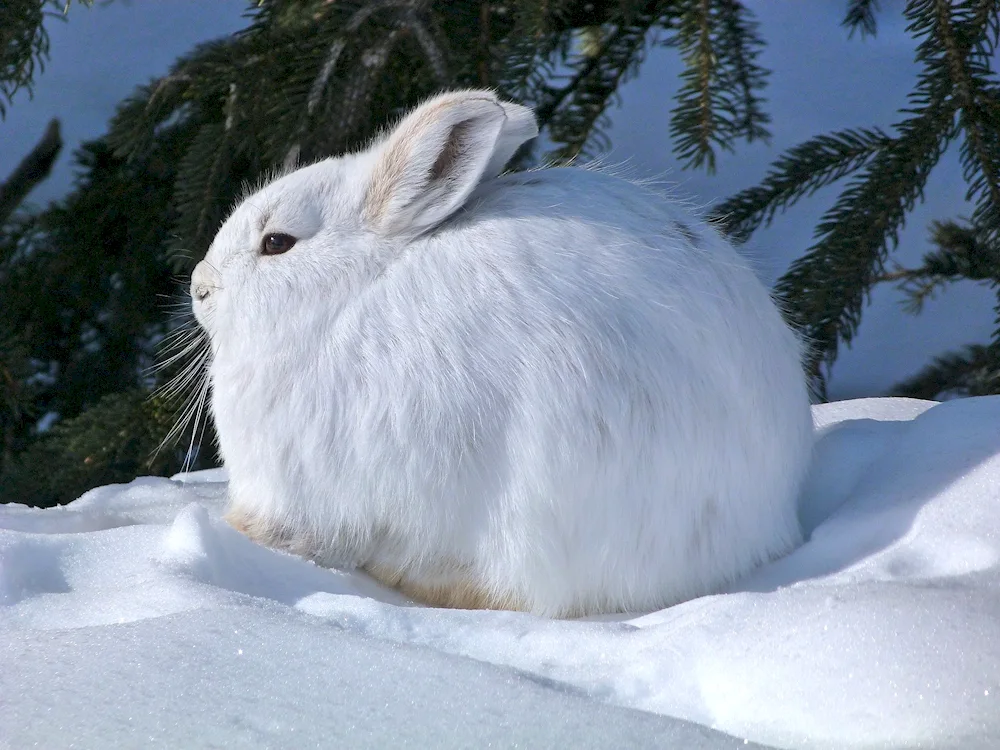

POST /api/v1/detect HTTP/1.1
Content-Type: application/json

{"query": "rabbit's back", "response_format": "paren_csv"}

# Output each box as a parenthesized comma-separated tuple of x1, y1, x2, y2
(340, 166, 813, 616)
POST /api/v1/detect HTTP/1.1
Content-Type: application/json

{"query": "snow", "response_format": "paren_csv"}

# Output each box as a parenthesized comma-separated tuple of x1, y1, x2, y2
(3, 397, 1000, 749)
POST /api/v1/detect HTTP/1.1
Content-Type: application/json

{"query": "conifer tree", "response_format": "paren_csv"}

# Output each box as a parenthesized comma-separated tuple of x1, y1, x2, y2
(0, 0, 997, 505)
(711, 0, 1000, 398)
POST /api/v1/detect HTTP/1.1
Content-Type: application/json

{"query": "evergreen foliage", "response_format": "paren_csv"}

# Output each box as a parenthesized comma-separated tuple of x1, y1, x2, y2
(1, 390, 182, 507)
(0, 118, 62, 228)
(1, 1, 90, 118)
(0, 0, 998, 505)
(711, 0, 1000, 396)
(0, 128, 210, 493)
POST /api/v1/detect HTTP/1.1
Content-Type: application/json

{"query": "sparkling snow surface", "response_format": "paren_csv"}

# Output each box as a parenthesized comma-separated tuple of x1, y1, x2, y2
(2, 397, 999, 749)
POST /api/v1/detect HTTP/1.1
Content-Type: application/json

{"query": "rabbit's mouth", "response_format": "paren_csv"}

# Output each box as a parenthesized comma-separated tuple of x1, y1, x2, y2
(190, 260, 223, 337)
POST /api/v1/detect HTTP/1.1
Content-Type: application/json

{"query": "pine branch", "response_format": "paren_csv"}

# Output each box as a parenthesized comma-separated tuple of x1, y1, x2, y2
(496, 4, 566, 106)
(670, 0, 720, 171)
(993, 282, 1000, 346)
(282, 0, 400, 168)
(874, 219, 998, 314)
(0, 1, 95, 118)
(710, 127, 890, 242)
(716, 0, 771, 143)
(284, 1, 450, 168)
(0, 118, 61, 226)
(668, 0, 770, 172)
(931, 0, 1000, 247)
(0, 390, 196, 508)
(764, 0, 997, 388)
(891, 343, 1000, 398)
(327, 26, 406, 153)
(537, 7, 659, 161)
(403, 7, 449, 84)
(477, 2, 492, 86)
(0, 323, 35, 474)
(774, 100, 958, 383)
(843, 0, 881, 38)
(170, 120, 233, 270)
(107, 38, 243, 162)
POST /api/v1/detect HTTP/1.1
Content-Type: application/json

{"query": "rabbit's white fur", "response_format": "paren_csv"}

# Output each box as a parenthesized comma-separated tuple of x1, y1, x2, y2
(192, 89, 813, 618)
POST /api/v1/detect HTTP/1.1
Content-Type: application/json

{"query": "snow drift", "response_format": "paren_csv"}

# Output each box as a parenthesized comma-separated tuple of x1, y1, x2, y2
(2, 396, 999, 749)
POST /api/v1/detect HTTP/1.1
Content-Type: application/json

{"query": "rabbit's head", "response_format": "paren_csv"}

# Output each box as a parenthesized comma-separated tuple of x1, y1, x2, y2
(191, 90, 538, 348)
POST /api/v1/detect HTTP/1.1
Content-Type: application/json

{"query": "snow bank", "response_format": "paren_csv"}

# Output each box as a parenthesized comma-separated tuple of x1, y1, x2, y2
(2, 396, 999, 749)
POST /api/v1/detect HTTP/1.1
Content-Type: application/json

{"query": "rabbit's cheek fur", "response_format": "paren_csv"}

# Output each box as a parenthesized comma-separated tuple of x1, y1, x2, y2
(201, 90, 815, 618)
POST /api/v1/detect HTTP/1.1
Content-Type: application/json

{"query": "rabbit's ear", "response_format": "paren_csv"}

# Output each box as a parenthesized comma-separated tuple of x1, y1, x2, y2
(363, 90, 538, 237)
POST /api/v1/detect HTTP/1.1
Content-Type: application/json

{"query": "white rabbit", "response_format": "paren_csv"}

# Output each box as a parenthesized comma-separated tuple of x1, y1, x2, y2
(191, 89, 814, 618)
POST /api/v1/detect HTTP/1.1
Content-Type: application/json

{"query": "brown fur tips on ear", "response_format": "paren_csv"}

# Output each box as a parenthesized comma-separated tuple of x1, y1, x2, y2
(362, 137, 410, 228)
(361, 91, 538, 237)
(362, 96, 472, 229)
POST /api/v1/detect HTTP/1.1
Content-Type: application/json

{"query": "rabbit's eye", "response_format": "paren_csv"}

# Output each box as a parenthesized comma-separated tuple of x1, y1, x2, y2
(261, 233, 297, 256)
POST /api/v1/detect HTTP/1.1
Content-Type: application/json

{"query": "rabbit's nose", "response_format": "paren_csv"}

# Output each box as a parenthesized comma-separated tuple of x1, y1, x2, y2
(191, 261, 218, 302)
